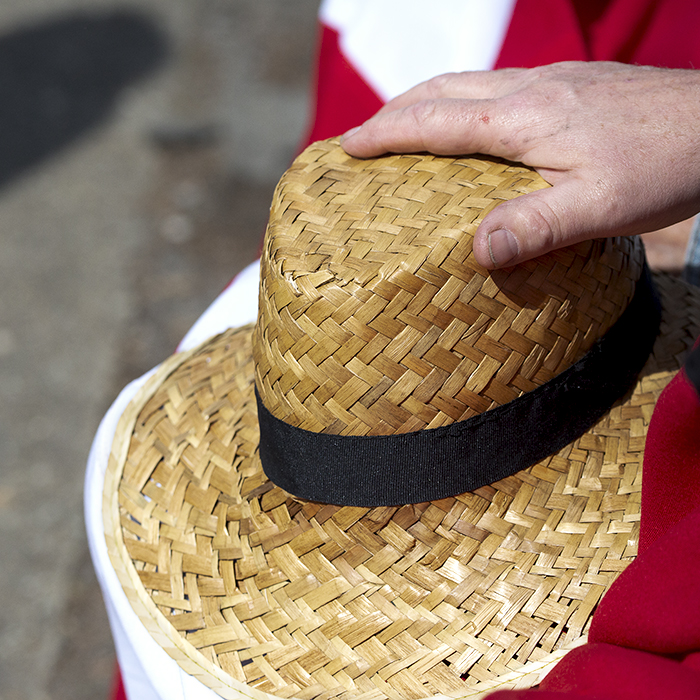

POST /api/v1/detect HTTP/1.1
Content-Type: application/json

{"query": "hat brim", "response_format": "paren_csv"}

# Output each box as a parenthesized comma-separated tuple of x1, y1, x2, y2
(104, 271, 700, 700)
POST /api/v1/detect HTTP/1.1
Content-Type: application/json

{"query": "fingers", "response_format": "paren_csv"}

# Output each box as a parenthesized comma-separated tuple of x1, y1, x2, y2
(342, 69, 533, 158)
(374, 68, 526, 115)
(342, 97, 521, 160)
(340, 63, 700, 269)
(472, 182, 601, 269)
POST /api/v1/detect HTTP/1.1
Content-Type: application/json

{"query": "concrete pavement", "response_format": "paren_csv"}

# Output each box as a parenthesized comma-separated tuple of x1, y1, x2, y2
(0, 2, 318, 698)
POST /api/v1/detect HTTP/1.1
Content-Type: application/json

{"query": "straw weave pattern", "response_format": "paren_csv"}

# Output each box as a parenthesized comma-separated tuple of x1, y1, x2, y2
(107, 142, 700, 698)
(254, 140, 642, 434)
(110, 273, 700, 700)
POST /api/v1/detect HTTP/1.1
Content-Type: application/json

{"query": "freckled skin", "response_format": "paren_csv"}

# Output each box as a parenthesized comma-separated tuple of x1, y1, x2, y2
(342, 61, 700, 268)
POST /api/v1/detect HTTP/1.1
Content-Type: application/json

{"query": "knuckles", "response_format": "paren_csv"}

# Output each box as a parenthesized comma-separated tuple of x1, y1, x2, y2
(493, 196, 562, 254)
(423, 72, 461, 98)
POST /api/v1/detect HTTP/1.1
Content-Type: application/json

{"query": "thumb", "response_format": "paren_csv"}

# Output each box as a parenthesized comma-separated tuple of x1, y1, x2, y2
(472, 181, 600, 269)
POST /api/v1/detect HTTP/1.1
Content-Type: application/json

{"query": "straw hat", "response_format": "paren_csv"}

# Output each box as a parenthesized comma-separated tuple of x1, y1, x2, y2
(104, 139, 700, 699)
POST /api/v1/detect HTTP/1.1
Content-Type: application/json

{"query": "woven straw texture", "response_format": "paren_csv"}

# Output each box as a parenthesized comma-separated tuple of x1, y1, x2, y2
(254, 140, 642, 435)
(104, 141, 700, 699)
(107, 271, 700, 700)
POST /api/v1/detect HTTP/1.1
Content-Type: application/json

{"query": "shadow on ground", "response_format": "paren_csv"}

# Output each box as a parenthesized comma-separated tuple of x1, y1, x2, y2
(0, 9, 166, 188)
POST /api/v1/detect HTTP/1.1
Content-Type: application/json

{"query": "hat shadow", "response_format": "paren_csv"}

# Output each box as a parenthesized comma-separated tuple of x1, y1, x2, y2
(0, 9, 167, 189)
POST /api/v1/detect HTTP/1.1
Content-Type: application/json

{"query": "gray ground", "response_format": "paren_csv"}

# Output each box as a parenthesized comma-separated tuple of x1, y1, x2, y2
(0, 1, 319, 698)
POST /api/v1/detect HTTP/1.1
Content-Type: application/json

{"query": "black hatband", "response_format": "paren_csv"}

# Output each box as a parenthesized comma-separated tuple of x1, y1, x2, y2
(256, 267, 661, 507)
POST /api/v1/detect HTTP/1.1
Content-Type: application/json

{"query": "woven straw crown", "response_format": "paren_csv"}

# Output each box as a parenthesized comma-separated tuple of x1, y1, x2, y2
(105, 139, 700, 700)
(254, 141, 641, 435)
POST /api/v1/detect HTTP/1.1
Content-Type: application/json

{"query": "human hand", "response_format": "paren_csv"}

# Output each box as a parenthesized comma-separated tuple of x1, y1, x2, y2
(341, 62, 700, 269)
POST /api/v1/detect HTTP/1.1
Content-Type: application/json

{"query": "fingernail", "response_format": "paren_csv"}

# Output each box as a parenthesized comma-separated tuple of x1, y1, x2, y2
(487, 229, 519, 267)
(341, 125, 361, 142)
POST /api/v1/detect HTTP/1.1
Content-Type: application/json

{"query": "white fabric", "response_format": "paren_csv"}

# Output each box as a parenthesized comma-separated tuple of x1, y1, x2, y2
(319, 0, 516, 101)
(85, 261, 260, 700)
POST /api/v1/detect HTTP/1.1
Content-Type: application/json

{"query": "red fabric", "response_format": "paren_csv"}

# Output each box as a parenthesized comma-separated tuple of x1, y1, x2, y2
(300, 24, 383, 148)
(637, 366, 700, 552)
(110, 663, 127, 700)
(585, 365, 700, 657)
(588, 508, 700, 655)
(490, 643, 700, 700)
(631, 0, 700, 68)
(494, 0, 591, 66)
(494, 0, 700, 68)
